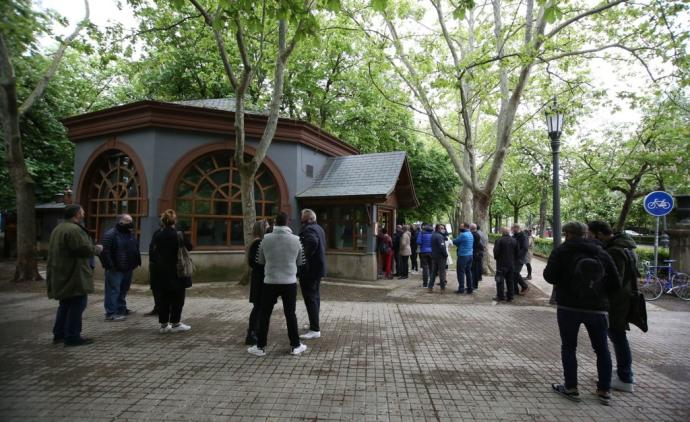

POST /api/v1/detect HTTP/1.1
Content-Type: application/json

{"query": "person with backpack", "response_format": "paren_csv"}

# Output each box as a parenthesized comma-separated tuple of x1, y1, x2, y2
(427, 224, 448, 292)
(587, 221, 639, 393)
(544, 222, 621, 406)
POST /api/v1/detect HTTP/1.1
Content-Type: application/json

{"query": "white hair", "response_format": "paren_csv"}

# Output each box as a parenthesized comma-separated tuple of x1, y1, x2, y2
(301, 208, 317, 223)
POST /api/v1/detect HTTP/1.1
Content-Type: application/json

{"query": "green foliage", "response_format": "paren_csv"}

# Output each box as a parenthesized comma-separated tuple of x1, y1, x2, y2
(402, 146, 460, 222)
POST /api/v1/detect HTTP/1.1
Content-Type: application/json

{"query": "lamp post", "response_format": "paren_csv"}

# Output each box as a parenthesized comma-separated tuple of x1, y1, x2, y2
(545, 96, 565, 248)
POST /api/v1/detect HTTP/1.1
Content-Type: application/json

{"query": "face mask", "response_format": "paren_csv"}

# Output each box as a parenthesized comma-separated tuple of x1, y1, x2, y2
(118, 222, 134, 231)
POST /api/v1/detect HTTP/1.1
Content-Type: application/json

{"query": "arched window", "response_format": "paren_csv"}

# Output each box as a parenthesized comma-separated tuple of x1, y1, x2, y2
(84, 150, 144, 240)
(174, 151, 280, 247)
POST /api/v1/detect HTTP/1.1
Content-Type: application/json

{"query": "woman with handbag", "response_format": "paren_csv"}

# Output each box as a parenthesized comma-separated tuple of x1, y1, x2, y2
(149, 209, 193, 334)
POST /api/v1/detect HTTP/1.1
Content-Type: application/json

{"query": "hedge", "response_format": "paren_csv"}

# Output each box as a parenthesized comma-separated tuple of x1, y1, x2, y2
(487, 233, 669, 262)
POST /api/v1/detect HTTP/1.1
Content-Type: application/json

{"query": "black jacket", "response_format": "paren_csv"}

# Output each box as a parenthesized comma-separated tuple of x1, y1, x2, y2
(149, 227, 193, 291)
(513, 231, 528, 262)
(471, 231, 483, 256)
(101, 225, 141, 271)
(543, 237, 621, 311)
(299, 222, 326, 279)
(430, 231, 448, 260)
(248, 238, 264, 304)
(493, 234, 516, 272)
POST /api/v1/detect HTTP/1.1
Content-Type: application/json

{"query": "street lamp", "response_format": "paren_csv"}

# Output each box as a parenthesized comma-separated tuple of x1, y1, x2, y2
(545, 96, 565, 248)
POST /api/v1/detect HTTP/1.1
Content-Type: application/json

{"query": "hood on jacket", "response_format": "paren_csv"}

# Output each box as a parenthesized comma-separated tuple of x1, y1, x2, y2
(607, 233, 637, 250)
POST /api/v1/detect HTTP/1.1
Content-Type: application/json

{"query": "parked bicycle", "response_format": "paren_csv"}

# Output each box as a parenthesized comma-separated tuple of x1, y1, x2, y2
(638, 260, 690, 301)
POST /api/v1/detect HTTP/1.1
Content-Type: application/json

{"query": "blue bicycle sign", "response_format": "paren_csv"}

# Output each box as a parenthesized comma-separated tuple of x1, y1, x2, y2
(644, 191, 674, 217)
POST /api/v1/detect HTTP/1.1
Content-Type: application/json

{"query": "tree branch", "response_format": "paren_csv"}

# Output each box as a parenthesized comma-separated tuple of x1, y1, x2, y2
(18, 0, 90, 117)
(545, 0, 628, 40)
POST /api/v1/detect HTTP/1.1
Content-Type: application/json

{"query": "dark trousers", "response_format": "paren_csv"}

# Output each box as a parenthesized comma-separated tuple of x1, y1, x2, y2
(456, 255, 473, 292)
(158, 288, 186, 325)
(393, 252, 400, 275)
(248, 306, 260, 335)
(557, 308, 612, 391)
(299, 277, 321, 332)
(472, 253, 483, 287)
(419, 253, 432, 285)
(608, 328, 634, 383)
(525, 262, 532, 277)
(514, 263, 528, 292)
(151, 288, 160, 312)
(494, 270, 514, 300)
(411, 250, 418, 271)
(53, 295, 88, 341)
(429, 256, 447, 289)
(399, 255, 409, 277)
(258, 283, 300, 349)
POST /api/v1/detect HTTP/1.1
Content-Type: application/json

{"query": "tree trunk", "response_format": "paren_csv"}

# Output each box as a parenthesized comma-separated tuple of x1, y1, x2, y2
(538, 183, 548, 237)
(513, 206, 519, 224)
(1, 67, 40, 282)
(238, 163, 258, 285)
(474, 191, 495, 275)
(615, 189, 636, 232)
(460, 185, 473, 223)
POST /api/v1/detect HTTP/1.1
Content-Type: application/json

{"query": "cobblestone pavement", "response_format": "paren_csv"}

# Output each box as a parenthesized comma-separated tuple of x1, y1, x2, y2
(0, 259, 688, 421)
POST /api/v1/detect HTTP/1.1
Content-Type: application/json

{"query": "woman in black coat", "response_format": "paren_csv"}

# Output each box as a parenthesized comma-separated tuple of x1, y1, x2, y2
(245, 219, 270, 345)
(149, 209, 193, 334)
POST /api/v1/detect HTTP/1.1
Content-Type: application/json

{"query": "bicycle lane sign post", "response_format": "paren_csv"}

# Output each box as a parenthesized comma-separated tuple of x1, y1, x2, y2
(643, 191, 674, 273)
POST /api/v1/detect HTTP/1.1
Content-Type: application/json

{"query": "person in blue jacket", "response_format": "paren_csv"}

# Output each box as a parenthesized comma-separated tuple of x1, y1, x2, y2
(416, 223, 434, 287)
(453, 223, 474, 294)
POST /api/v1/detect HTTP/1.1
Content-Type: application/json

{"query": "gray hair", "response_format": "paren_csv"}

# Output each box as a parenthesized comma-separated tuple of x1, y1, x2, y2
(118, 214, 133, 224)
(469, 223, 477, 231)
(301, 208, 317, 223)
(563, 221, 587, 237)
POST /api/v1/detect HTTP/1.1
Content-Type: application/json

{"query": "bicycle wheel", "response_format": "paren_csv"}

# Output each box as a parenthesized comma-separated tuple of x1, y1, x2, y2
(639, 275, 663, 301)
(671, 273, 690, 301)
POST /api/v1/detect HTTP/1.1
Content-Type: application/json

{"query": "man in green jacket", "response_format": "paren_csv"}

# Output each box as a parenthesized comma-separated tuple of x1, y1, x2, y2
(47, 204, 103, 347)
(587, 221, 638, 393)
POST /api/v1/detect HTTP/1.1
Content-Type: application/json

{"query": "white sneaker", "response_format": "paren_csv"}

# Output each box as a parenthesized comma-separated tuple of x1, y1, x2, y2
(159, 324, 171, 334)
(170, 322, 191, 333)
(300, 330, 321, 340)
(247, 345, 266, 356)
(611, 377, 634, 393)
(291, 343, 307, 355)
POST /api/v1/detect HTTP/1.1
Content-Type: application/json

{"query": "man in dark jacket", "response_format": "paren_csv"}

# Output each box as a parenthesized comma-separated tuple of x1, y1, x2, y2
(588, 221, 638, 393)
(410, 224, 419, 272)
(416, 224, 434, 287)
(470, 223, 484, 289)
(511, 224, 530, 294)
(100, 214, 141, 321)
(392, 225, 402, 276)
(428, 224, 448, 292)
(298, 209, 326, 340)
(492, 227, 516, 302)
(47, 205, 103, 346)
(544, 222, 621, 406)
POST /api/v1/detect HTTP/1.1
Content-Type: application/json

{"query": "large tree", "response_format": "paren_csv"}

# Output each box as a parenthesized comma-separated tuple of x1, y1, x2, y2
(0, 0, 90, 282)
(348, 0, 686, 234)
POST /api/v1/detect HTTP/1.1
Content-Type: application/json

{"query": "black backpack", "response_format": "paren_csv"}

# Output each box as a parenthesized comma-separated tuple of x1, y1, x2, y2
(572, 253, 606, 299)
(622, 248, 641, 293)
(378, 238, 391, 255)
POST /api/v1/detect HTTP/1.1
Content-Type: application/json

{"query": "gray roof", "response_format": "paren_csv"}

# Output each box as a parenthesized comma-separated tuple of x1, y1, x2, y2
(172, 98, 269, 115)
(35, 202, 67, 210)
(297, 151, 407, 199)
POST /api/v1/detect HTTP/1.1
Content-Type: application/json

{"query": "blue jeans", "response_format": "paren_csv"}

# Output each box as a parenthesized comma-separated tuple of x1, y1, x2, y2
(456, 255, 473, 292)
(557, 308, 612, 391)
(104, 270, 133, 316)
(52, 295, 88, 341)
(608, 328, 634, 383)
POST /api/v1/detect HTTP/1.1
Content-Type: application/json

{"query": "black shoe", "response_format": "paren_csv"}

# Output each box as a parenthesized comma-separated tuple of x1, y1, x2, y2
(144, 309, 158, 316)
(492, 297, 504, 302)
(455, 290, 464, 294)
(124, 308, 136, 315)
(506, 298, 514, 302)
(64, 337, 94, 347)
(52, 336, 64, 345)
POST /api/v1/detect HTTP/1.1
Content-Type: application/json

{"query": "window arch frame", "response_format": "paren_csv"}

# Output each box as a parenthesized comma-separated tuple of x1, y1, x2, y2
(77, 139, 149, 241)
(158, 142, 291, 250)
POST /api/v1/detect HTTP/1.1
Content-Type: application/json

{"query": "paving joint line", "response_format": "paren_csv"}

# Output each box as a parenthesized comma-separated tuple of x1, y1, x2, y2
(396, 303, 440, 422)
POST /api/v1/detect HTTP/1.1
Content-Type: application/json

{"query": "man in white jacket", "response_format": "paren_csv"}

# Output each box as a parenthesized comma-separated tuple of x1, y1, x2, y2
(248, 212, 307, 356)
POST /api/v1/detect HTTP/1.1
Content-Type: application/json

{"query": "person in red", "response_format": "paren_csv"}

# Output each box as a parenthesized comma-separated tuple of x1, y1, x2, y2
(377, 227, 394, 279)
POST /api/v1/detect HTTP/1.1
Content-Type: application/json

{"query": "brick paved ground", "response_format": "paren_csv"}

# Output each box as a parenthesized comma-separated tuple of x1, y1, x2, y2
(0, 257, 688, 421)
